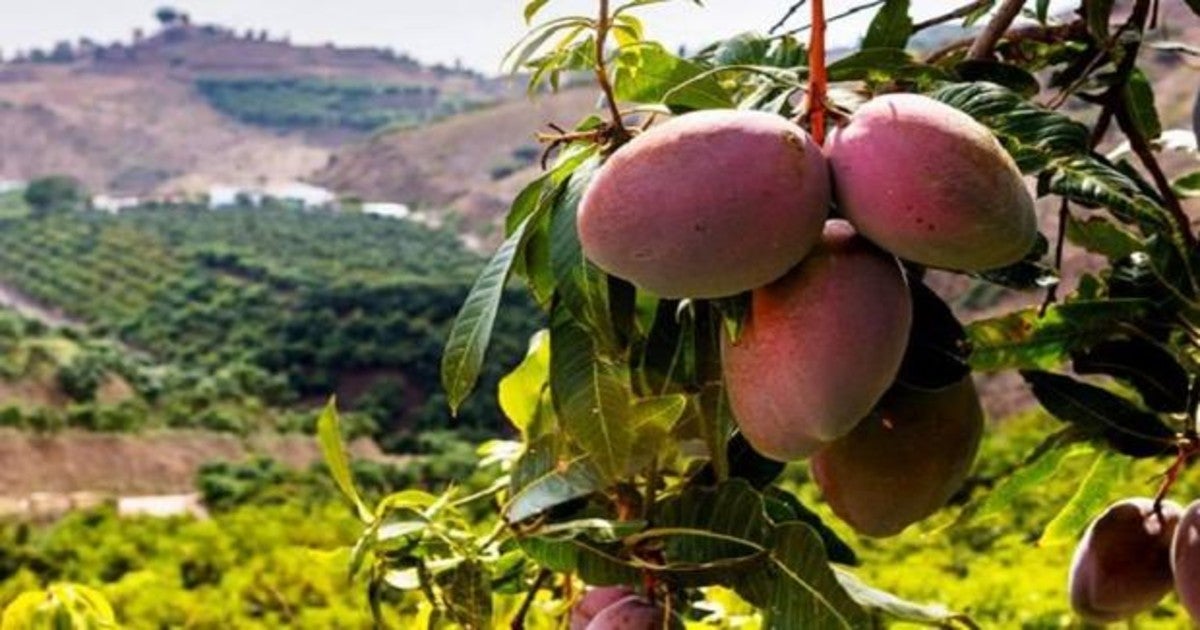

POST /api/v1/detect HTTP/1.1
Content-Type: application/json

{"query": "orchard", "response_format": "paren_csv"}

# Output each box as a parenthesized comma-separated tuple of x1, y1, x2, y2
(313, 0, 1200, 628)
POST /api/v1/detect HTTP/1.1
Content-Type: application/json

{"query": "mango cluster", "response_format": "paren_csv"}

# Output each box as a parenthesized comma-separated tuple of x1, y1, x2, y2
(1069, 498, 1200, 625)
(578, 94, 1036, 537)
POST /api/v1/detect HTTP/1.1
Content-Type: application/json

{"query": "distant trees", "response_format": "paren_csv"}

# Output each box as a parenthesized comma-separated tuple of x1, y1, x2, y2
(23, 175, 85, 215)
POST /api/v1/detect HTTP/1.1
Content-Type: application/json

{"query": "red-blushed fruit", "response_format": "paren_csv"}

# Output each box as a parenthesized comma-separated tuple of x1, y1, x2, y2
(809, 377, 985, 537)
(578, 109, 830, 299)
(585, 595, 683, 629)
(570, 587, 636, 630)
(826, 93, 1037, 271)
(1069, 497, 1181, 624)
(1171, 500, 1200, 624)
(721, 219, 912, 461)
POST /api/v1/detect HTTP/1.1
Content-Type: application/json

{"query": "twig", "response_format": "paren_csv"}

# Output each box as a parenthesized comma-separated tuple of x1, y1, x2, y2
(1040, 198, 1071, 316)
(966, 0, 1028, 60)
(912, 0, 991, 34)
(925, 22, 1084, 64)
(806, 0, 828, 145)
(784, 0, 882, 37)
(510, 569, 552, 630)
(770, 0, 807, 35)
(594, 0, 630, 146)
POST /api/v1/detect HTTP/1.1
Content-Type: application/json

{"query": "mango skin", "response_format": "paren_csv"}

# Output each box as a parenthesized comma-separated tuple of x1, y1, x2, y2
(570, 587, 636, 630)
(585, 595, 682, 629)
(826, 93, 1037, 271)
(1171, 500, 1200, 624)
(1069, 497, 1181, 624)
(578, 109, 830, 299)
(809, 377, 984, 538)
(722, 220, 912, 461)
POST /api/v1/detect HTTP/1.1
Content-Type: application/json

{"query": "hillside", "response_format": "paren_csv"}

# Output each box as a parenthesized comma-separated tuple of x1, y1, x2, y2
(0, 17, 506, 197)
(314, 87, 600, 238)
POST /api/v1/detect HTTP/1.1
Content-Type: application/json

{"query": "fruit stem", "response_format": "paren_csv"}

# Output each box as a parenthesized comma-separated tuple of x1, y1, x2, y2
(594, 0, 631, 147)
(806, 0, 827, 145)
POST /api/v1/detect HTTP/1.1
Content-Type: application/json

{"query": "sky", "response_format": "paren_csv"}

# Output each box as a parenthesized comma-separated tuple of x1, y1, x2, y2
(0, 1, 1076, 75)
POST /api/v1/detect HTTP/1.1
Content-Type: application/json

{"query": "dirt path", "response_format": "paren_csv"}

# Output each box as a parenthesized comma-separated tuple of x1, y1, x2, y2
(0, 282, 81, 329)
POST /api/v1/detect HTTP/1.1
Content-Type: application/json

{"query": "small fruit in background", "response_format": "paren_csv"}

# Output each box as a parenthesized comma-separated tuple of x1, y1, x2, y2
(1068, 498, 1181, 624)
(578, 109, 830, 299)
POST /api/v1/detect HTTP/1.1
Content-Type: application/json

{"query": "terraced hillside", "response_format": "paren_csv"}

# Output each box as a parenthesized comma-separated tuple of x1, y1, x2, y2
(0, 207, 537, 445)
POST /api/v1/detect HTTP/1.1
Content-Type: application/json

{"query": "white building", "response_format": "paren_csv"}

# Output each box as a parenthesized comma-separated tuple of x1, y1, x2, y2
(361, 202, 411, 219)
(91, 194, 141, 214)
(0, 180, 25, 194)
(264, 181, 337, 208)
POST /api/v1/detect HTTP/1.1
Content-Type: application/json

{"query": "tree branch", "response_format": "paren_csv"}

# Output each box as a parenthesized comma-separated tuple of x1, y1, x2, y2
(770, 0, 807, 35)
(784, 0, 882, 37)
(966, 0, 1027, 60)
(912, 0, 991, 34)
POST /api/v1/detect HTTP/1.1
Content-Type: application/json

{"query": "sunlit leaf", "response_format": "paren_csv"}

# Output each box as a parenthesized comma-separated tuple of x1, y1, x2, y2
(1065, 215, 1143, 259)
(834, 569, 977, 628)
(614, 42, 734, 111)
(317, 397, 371, 523)
(436, 560, 493, 629)
(961, 430, 1082, 525)
(498, 330, 552, 435)
(862, 0, 912, 49)
(506, 453, 605, 523)
(967, 299, 1151, 372)
(1039, 449, 1128, 546)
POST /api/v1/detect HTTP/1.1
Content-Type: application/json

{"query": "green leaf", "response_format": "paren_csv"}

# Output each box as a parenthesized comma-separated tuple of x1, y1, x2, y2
(748, 523, 870, 629)
(929, 82, 1089, 172)
(549, 306, 636, 479)
(954, 60, 1040, 98)
(1174, 171, 1200, 198)
(862, 0, 912, 49)
(441, 220, 530, 415)
(967, 299, 1151, 372)
(834, 569, 976, 628)
(1065, 215, 1143, 259)
(961, 430, 1081, 525)
(1021, 370, 1177, 458)
(518, 535, 639, 585)
(498, 330, 552, 436)
(524, 0, 553, 23)
(827, 49, 949, 85)
(1039, 449, 1128, 546)
(1044, 154, 1171, 233)
(629, 394, 688, 468)
(614, 43, 734, 111)
(1122, 69, 1162, 140)
(506, 453, 605, 523)
(1073, 337, 1189, 413)
(761, 486, 858, 566)
(435, 560, 493, 629)
(317, 397, 371, 523)
(1086, 0, 1115, 43)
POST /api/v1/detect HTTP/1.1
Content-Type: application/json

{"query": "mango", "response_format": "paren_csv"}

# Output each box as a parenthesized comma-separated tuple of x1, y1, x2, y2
(578, 109, 830, 298)
(1171, 499, 1200, 624)
(1068, 497, 1181, 624)
(722, 220, 911, 461)
(809, 377, 984, 537)
(826, 93, 1037, 271)
(570, 587, 636, 630)
(585, 595, 682, 629)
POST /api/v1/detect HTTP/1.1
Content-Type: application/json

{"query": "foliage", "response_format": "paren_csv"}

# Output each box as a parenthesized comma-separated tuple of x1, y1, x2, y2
(195, 77, 492, 132)
(351, 0, 1200, 626)
(0, 206, 538, 444)
(22, 176, 84, 216)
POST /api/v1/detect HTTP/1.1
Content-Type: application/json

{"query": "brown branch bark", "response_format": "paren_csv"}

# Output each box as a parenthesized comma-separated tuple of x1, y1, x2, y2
(966, 0, 1028, 60)
(806, 0, 828, 144)
(912, 0, 991, 34)
(594, 0, 629, 146)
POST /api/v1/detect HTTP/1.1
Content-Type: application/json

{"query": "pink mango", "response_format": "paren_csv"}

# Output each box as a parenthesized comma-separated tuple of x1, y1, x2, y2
(579, 109, 830, 298)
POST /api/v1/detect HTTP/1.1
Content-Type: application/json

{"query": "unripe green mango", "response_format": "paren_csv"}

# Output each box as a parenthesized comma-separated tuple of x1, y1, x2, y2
(1069, 497, 1181, 624)
(809, 377, 984, 537)
(585, 595, 682, 629)
(826, 93, 1037, 271)
(1171, 500, 1200, 624)
(570, 587, 636, 630)
(578, 109, 830, 299)
(722, 220, 912, 461)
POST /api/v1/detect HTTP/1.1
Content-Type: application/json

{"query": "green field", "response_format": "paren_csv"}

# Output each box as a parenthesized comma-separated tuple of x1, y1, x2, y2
(0, 206, 536, 443)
